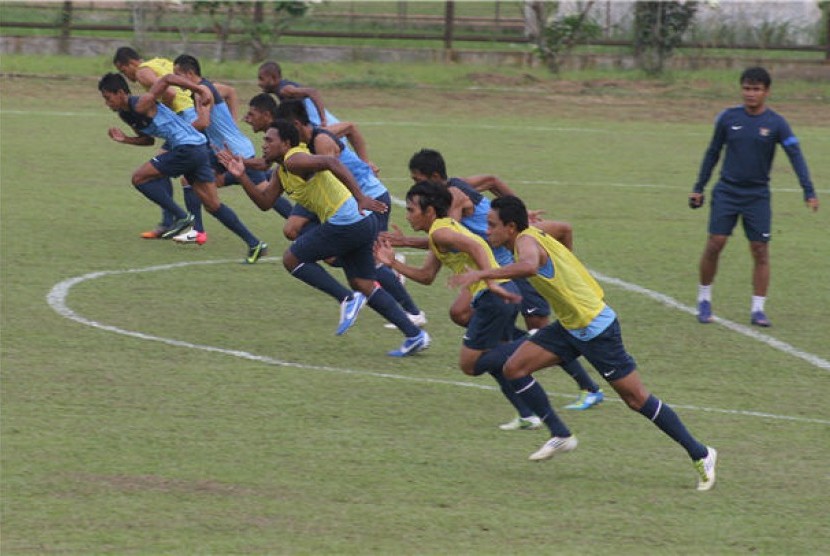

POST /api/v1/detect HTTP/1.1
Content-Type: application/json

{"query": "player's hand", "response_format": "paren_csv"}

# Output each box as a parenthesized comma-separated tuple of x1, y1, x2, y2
(688, 192, 705, 209)
(528, 209, 545, 223)
(108, 127, 126, 142)
(215, 149, 245, 177)
(369, 161, 380, 176)
(488, 281, 523, 305)
(358, 196, 387, 215)
(806, 197, 819, 212)
(373, 237, 396, 266)
(379, 224, 407, 247)
(448, 271, 480, 291)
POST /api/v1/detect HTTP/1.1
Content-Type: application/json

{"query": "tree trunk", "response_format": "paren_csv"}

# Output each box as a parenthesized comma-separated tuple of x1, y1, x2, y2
(443, 0, 455, 50)
(58, 1, 72, 55)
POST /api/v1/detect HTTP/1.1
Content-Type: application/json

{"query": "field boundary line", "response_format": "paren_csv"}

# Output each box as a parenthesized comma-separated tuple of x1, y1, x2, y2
(46, 260, 830, 426)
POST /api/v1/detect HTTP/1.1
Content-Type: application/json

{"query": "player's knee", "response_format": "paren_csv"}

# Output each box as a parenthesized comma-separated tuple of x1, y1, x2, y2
(449, 306, 470, 327)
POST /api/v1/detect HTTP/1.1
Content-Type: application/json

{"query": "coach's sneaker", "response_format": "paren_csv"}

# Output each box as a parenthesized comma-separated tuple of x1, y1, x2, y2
(161, 214, 195, 239)
(694, 446, 718, 491)
(499, 415, 543, 431)
(245, 242, 268, 264)
(565, 389, 605, 410)
(529, 435, 578, 461)
(751, 311, 771, 327)
(384, 310, 427, 329)
(387, 330, 430, 357)
(336, 292, 367, 335)
(697, 300, 713, 323)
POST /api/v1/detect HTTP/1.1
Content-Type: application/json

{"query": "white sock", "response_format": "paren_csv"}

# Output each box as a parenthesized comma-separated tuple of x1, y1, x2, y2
(751, 296, 766, 313)
(698, 285, 712, 303)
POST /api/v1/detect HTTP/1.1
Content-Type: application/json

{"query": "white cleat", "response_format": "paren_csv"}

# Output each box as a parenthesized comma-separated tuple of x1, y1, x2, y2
(499, 416, 543, 431)
(529, 435, 578, 461)
(694, 446, 718, 491)
(384, 310, 427, 329)
(172, 228, 197, 243)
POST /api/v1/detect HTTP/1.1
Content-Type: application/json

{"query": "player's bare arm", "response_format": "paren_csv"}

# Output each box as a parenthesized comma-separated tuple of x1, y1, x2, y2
(108, 127, 154, 146)
(217, 150, 283, 210)
(378, 224, 430, 249)
(135, 66, 176, 106)
(375, 239, 442, 285)
(464, 174, 515, 197)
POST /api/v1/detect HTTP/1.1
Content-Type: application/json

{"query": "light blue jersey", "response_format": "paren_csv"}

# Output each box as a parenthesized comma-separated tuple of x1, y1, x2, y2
(200, 79, 255, 158)
(120, 97, 206, 148)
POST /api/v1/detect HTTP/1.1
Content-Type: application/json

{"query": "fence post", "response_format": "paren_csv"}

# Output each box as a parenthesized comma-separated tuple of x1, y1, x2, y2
(59, 1, 72, 55)
(444, 0, 455, 50)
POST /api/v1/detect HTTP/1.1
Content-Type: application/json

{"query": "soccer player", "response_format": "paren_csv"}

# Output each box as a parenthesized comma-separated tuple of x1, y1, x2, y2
(689, 66, 819, 327)
(113, 46, 199, 239)
(383, 149, 604, 424)
(275, 99, 427, 328)
(257, 61, 338, 127)
(375, 181, 563, 431)
(217, 121, 430, 356)
(452, 196, 717, 491)
(98, 72, 268, 264)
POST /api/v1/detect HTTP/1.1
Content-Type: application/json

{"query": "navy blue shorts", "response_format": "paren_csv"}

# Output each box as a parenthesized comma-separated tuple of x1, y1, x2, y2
(530, 318, 636, 382)
(151, 144, 214, 184)
(289, 216, 378, 281)
(290, 203, 319, 222)
(463, 282, 521, 350)
(515, 278, 551, 318)
(709, 183, 771, 243)
(371, 191, 392, 232)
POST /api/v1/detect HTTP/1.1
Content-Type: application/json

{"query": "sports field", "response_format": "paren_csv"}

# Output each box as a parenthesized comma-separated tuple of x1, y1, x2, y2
(1, 61, 829, 554)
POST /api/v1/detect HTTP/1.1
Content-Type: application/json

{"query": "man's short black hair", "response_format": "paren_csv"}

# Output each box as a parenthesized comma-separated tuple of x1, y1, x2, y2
(406, 180, 452, 218)
(740, 66, 771, 88)
(409, 149, 448, 180)
(248, 93, 279, 121)
(491, 196, 529, 232)
(269, 119, 300, 147)
(275, 99, 310, 125)
(98, 72, 130, 94)
(113, 46, 140, 66)
(174, 54, 201, 76)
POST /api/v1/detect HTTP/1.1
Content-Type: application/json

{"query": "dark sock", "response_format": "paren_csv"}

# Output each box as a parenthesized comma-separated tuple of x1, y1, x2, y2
(560, 359, 600, 392)
(183, 186, 204, 233)
(161, 179, 175, 227)
(367, 286, 420, 337)
(510, 376, 571, 437)
(136, 177, 187, 220)
(210, 203, 258, 247)
(638, 395, 708, 460)
(473, 343, 534, 418)
(272, 196, 293, 219)
(376, 265, 420, 314)
(290, 262, 352, 302)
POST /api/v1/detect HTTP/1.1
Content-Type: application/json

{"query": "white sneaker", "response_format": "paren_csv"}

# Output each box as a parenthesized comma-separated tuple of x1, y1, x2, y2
(384, 310, 427, 329)
(529, 435, 578, 461)
(694, 446, 718, 491)
(173, 228, 197, 243)
(499, 415, 543, 431)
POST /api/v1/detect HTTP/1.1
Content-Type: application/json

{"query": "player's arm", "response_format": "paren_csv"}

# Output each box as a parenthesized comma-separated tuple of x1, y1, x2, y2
(451, 235, 542, 288)
(448, 187, 475, 220)
(325, 122, 375, 170)
(463, 174, 516, 198)
(432, 227, 513, 295)
(107, 126, 154, 146)
(135, 66, 176, 107)
(213, 81, 239, 121)
(533, 220, 573, 251)
(690, 114, 727, 208)
(279, 83, 329, 126)
(378, 224, 430, 249)
(217, 150, 283, 210)
(375, 238, 442, 285)
(779, 123, 819, 212)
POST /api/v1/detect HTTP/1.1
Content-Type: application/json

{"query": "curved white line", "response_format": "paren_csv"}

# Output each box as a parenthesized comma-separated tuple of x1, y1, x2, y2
(46, 259, 830, 426)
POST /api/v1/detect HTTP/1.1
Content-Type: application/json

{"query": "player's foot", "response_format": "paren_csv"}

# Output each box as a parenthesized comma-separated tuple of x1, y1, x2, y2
(336, 292, 367, 335)
(384, 310, 427, 329)
(161, 214, 195, 239)
(499, 415, 542, 431)
(245, 242, 268, 264)
(565, 389, 604, 410)
(697, 300, 713, 323)
(694, 446, 718, 491)
(751, 311, 771, 327)
(387, 330, 430, 357)
(195, 231, 207, 245)
(529, 435, 578, 461)
(140, 226, 170, 239)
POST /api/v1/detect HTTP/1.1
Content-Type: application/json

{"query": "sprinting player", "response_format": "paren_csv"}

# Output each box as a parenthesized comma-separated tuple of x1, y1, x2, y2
(382, 149, 603, 424)
(257, 61, 339, 127)
(452, 196, 717, 491)
(113, 46, 199, 239)
(375, 181, 564, 431)
(99, 72, 268, 264)
(689, 66, 819, 327)
(218, 121, 430, 356)
(275, 99, 426, 328)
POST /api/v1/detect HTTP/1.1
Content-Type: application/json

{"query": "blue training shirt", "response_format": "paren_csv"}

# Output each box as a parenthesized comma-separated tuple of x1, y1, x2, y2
(447, 177, 514, 266)
(308, 127, 387, 200)
(199, 78, 255, 158)
(119, 96, 206, 148)
(693, 106, 815, 199)
(276, 79, 340, 127)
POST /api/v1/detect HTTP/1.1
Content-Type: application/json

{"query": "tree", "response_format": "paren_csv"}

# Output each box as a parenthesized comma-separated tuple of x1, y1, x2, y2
(633, 1, 698, 75)
(528, 1, 601, 74)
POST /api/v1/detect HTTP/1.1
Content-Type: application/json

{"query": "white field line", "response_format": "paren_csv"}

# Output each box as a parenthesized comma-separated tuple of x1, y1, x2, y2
(46, 258, 830, 426)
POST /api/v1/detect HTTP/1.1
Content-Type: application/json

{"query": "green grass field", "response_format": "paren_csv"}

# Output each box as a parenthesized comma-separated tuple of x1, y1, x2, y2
(1, 57, 829, 554)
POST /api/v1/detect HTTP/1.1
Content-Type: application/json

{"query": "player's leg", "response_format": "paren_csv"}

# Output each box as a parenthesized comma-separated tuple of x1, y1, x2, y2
(131, 160, 191, 236)
(743, 195, 772, 326)
(283, 224, 354, 307)
(449, 289, 473, 328)
(697, 186, 739, 322)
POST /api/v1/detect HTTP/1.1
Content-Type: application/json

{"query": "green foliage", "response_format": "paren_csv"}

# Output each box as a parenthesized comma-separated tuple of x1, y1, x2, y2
(634, 1, 698, 75)
(535, 3, 603, 73)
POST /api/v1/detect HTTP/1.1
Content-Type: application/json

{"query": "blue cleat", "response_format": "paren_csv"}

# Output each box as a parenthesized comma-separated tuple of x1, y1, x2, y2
(336, 292, 366, 335)
(697, 300, 713, 323)
(751, 310, 771, 327)
(388, 330, 431, 357)
(565, 389, 605, 410)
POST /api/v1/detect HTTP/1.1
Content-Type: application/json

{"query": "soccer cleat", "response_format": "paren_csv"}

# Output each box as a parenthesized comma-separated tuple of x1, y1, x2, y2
(499, 415, 543, 431)
(384, 310, 428, 329)
(751, 311, 771, 327)
(173, 229, 208, 245)
(336, 292, 367, 335)
(245, 242, 268, 264)
(697, 300, 713, 323)
(140, 226, 170, 239)
(529, 435, 578, 461)
(161, 214, 195, 239)
(387, 330, 431, 357)
(195, 231, 208, 245)
(565, 389, 605, 411)
(694, 446, 718, 491)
